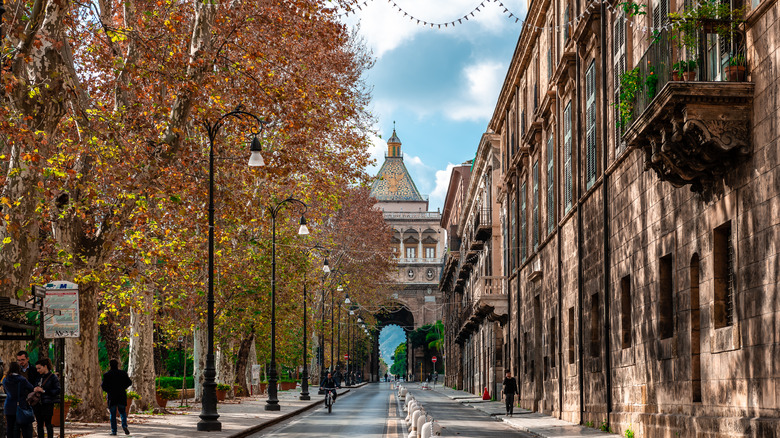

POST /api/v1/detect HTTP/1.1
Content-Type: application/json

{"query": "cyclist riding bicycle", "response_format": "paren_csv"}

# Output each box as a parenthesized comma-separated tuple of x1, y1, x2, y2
(320, 372, 339, 402)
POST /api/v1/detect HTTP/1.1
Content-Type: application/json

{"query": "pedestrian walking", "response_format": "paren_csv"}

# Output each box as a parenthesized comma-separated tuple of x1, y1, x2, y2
(31, 358, 60, 438)
(16, 351, 40, 386)
(502, 370, 518, 416)
(3, 361, 35, 438)
(101, 359, 132, 436)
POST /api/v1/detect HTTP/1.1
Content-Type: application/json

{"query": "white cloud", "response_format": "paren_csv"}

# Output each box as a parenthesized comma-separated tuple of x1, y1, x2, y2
(445, 61, 506, 122)
(367, 134, 387, 174)
(429, 163, 458, 210)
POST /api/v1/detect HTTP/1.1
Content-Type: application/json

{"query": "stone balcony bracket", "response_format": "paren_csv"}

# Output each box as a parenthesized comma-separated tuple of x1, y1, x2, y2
(623, 82, 754, 193)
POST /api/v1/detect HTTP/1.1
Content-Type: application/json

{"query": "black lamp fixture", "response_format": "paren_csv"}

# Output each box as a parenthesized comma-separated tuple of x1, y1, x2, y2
(266, 196, 309, 411)
(199, 106, 266, 432)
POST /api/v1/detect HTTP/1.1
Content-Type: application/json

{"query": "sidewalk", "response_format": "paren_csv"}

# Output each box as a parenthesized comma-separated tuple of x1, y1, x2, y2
(64, 384, 362, 438)
(429, 386, 616, 437)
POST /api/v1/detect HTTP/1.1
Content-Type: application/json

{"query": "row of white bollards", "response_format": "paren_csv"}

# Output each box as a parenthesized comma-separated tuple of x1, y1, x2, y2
(397, 385, 442, 438)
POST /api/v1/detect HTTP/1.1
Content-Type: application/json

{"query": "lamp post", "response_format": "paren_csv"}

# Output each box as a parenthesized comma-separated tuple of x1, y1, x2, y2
(199, 106, 266, 432)
(266, 197, 309, 411)
(346, 307, 353, 386)
(300, 245, 329, 401)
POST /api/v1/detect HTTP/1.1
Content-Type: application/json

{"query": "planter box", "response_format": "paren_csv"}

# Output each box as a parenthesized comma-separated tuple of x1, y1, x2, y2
(280, 382, 296, 391)
(216, 389, 227, 401)
(258, 383, 267, 394)
(727, 65, 746, 81)
(52, 402, 70, 427)
(156, 395, 169, 408)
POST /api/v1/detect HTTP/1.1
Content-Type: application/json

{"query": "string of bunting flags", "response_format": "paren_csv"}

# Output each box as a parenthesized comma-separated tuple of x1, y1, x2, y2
(334, 0, 690, 35)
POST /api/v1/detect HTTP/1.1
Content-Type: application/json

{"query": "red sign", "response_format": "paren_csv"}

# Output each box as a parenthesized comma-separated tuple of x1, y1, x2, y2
(432, 356, 437, 363)
(344, 354, 349, 359)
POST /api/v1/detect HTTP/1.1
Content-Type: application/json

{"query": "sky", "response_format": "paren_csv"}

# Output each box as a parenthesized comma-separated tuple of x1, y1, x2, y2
(339, 0, 528, 211)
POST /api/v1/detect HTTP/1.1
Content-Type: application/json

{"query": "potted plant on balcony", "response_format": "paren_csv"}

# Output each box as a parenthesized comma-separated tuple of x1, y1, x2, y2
(726, 54, 746, 81)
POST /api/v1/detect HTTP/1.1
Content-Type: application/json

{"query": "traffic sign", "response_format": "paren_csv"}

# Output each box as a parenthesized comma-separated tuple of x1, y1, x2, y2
(432, 356, 437, 363)
(344, 354, 349, 359)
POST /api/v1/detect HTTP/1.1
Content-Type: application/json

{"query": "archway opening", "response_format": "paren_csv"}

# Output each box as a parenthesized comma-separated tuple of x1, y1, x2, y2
(379, 324, 405, 379)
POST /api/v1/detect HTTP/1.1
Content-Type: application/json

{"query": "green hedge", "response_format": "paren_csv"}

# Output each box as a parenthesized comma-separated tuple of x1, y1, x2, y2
(156, 376, 194, 389)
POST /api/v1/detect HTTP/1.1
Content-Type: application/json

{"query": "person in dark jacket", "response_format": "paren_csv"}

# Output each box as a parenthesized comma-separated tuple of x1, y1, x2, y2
(319, 372, 339, 402)
(3, 361, 35, 438)
(16, 351, 40, 387)
(101, 359, 132, 436)
(32, 358, 60, 438)
(502, 370, 518, 416)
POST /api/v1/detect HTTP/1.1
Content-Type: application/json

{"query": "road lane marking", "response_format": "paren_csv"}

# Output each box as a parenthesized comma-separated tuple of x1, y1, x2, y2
(384, 392, 402, 438)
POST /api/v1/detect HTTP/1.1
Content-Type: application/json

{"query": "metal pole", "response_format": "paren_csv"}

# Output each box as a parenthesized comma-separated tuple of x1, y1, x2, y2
(300, 277, 310, 400)
(198, 127, 221, 431)
(266, 212, 280, 410)
(330, 289, 334, 372)
(346, 317, 350, 386)
(337, 303, 341, 378)
(320, 278, 326, 382)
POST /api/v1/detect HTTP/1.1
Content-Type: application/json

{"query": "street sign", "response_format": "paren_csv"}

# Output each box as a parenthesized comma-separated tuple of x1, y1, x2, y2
(43, 281, 80, 339)
(344, 354, 349, 359)
(432, 356, 437, 363)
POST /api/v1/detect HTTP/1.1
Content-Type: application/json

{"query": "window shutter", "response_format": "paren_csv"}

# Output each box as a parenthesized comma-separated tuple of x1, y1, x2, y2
(547, 133, 555, 234)
(533, 162, 539, 249)
(586, 61, 597, 188)
(563, 103, 572, 212)
(613, 18, 627, 145)
(520, 183, 527, 262)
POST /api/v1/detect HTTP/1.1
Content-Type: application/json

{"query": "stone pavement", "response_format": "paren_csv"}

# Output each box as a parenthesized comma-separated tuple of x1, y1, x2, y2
(62, 385, 360, 438)
(427, 386, 617, 437)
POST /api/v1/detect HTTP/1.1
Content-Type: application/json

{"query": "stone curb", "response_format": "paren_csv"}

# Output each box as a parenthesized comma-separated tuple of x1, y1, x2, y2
(226, 387, 357, 438)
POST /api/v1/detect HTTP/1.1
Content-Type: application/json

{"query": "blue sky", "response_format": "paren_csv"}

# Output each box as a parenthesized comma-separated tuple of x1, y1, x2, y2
(340, 0, 528, 211)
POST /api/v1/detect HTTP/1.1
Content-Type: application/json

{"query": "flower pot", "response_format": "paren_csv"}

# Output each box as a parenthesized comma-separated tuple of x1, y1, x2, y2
(216, 389, 227, 401)
(672, 71, 681, 81)
(280, 382, 296, 391)
(156, 394, 169, 408)
(126, 398, 134, 415)
(52, 402, 71, 427)
(233, 385, 243, 397)
(258, 383, 267, 394)
(684, 71, 696, 81)
(726, 65, 746, 81)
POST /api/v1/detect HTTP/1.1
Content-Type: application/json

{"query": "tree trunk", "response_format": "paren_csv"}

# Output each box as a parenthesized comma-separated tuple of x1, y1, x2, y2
(65, 282, 108, 421)
(234, 331, 255, 396)
(99, 314, 121, 363)
(128, 281, 158, 412)
(215, 338, 236, 387)
(193, 324, 207, 401)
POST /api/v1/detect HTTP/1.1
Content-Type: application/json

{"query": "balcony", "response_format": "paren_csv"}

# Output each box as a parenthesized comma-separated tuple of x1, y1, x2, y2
(622, 26, 753, 193)
(454, 276, 508, 344)
(472, 206, 492, 243)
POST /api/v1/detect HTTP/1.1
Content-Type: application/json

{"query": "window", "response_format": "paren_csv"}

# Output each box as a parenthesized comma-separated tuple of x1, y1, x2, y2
(533, 161, 539, 250)
(613, 16, 627, 144)
(425, 247, 436, 259)
(714, 222, 735, 328)
(590, 293, 601, 357)
(524, 331, 529, 374)
(550, 316, 557, 368)
(510, 198, 517, 271)
(520, 182, 527, 262)
(691, 254, 702, 402)
(521, 109, 527, 139)
(621, 275, 632, 349)
(502, 213, 509, 276)
(585, 60, 598, 188)
(406, 246, 417, 259)
(568, 307, 575, 364)
(659, 253, 674, 339)
(563, 102, 573, 212)
(563, 4, 571, 43)
(547, 132, 555, 234)
(652, 0, 670, 30)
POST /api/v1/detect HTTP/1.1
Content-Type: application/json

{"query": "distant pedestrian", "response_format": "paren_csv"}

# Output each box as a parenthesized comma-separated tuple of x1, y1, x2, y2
(17, 351, 40, 386)
(384, 373, 388, 382)
(32, 358, 60, 438)
(502, 370, 518, 416)
(101, 359, 132, 436)
(3, 361, 35, 438)
(433, 372, 438, 387)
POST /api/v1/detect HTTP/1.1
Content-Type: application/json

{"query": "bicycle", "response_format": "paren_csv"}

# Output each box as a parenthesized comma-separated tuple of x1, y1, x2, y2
(322, 387, 336, 413)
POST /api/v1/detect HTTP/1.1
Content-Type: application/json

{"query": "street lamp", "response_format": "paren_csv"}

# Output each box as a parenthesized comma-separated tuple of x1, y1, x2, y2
(299, 245, 328, 401)
(199, 106, 266, 432)
(266, 197, 309, 411)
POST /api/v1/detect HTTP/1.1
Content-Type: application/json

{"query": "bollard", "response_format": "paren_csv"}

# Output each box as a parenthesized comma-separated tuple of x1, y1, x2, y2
(415, 413, 427, 438)
(420, 417, 433, 438)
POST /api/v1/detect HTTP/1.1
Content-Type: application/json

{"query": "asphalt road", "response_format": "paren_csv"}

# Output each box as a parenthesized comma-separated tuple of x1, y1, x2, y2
(252, 382, 535, 438)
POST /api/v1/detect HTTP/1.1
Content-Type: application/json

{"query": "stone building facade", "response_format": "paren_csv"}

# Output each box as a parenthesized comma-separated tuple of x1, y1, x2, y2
(440, 0, 780, 435)
(370, 129, 445, 380)
(439, 135, 506, 397)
